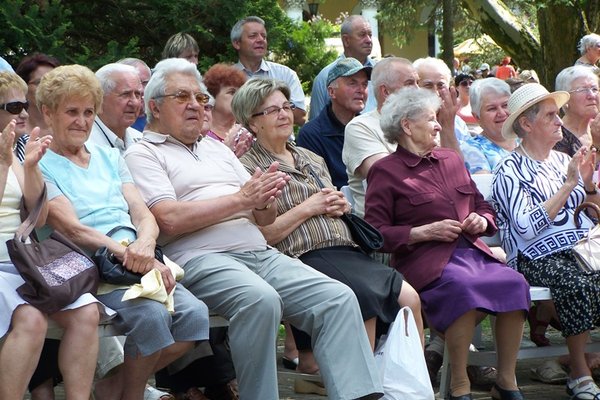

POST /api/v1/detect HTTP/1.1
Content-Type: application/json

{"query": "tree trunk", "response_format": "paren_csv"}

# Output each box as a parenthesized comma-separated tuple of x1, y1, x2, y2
(537, 4, 582, 89)
(442, 0, 454, 72)
(460, 0, 540, 69)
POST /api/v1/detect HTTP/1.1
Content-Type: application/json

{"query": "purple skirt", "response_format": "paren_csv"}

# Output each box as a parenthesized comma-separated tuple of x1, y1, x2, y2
(419, 245, 530, 333)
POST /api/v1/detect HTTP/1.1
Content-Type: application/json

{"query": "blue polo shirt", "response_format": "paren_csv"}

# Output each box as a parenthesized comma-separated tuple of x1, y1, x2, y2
(297, 103, 349, 189)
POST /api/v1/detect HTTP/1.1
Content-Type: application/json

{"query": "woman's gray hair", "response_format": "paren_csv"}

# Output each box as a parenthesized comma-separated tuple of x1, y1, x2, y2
(579, 33, 600, 55)
(95, 63, 138, 96)
(230, 78, 290, 132)
(470, 78, 511, 118)
(145, 58, 203, 124)
(512, 103, 541, 139)
(555, 65, 598, 92)
(380, 87, 441, 144)
(230, 16, 265, 43)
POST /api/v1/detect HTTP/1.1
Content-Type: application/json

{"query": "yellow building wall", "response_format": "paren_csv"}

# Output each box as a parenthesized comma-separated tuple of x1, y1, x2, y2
(383, 28, 430, 61)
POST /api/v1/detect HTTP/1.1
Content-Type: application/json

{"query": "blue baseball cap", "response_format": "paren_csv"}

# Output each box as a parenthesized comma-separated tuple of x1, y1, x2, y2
(326, 58, 372, 87)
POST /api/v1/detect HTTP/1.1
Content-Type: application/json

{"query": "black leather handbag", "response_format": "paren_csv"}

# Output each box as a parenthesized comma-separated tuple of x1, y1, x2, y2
(340, 212, 384, 253)
(93, 226, 164, 285)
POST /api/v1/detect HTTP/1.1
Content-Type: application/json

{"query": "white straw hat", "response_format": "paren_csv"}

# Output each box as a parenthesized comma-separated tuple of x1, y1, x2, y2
(501, 83, 570, 139)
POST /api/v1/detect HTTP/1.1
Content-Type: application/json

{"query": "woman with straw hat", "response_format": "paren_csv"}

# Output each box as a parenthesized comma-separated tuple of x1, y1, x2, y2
(493, 83, 600, 399)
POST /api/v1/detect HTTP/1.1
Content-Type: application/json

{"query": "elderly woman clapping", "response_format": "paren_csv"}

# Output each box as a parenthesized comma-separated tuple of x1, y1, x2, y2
(493, 83, 600, 399)
(554, 65, 600, 155)
(0, 71, 106, 400)
(232, 78, 423, 388)
(365, 87, 530, 400)
(35, 65, 210, 400)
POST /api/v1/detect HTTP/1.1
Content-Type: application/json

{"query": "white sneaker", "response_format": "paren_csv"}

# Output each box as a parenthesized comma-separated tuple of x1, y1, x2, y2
(566, 376, 600, 400)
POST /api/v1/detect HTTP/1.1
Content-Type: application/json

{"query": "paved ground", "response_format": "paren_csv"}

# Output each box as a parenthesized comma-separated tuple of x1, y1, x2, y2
(25, 326, 593, 399)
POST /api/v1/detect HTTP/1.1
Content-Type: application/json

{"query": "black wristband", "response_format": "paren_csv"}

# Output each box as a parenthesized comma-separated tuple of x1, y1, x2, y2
(585, 185, 598, 195)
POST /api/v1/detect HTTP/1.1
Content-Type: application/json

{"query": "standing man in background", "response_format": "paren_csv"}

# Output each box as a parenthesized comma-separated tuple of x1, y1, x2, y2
(309, 15, 377, 121)
(231, 16, 306, 126)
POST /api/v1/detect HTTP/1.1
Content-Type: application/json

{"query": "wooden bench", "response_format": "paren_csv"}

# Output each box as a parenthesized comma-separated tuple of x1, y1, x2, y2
(44, 313, 229, 340)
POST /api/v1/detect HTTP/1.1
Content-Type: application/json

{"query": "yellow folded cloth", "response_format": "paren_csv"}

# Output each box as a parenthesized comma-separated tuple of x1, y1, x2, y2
(121, 255, 184, 312)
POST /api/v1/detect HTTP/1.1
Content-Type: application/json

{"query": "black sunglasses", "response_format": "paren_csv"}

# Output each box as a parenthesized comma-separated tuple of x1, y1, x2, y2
(0, 101, 29, 115)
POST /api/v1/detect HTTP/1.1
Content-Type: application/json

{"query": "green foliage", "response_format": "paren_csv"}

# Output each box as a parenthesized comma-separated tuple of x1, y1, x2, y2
(0, 0, 71, 66)
(0, 0, 336, 93)
(378, 0, 425, 47)
(270, 18, 338, 93)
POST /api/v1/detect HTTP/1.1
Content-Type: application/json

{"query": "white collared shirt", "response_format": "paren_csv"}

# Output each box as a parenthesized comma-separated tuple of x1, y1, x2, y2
(88, 117, 142, 155)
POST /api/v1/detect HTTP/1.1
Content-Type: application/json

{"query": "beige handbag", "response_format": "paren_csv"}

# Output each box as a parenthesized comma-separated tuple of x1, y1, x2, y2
(572, 202, 600, 273)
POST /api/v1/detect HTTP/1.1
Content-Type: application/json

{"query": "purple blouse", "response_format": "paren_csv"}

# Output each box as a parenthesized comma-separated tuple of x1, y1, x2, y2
(365, 146, 497, 290)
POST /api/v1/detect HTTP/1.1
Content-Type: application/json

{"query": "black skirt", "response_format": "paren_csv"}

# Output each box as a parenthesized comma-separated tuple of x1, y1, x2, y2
(299, 246, 403, 323)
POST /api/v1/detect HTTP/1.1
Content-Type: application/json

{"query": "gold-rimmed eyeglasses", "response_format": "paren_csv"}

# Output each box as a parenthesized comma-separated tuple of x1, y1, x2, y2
(154, 90, 209, 105)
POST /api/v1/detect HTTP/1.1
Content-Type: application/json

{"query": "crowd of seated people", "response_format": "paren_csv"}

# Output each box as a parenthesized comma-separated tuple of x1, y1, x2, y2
(2, 16, 600, 400)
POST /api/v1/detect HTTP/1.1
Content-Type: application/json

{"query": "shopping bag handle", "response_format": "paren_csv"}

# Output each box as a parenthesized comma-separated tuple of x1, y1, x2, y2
(574, 201, 600, 228)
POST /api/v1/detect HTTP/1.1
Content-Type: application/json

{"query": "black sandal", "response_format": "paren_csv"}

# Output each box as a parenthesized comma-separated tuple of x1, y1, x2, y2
(282, 356, 298, 370)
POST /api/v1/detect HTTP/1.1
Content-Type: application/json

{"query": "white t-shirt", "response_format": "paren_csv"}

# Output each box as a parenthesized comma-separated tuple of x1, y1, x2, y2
(342, 110, 396, 217)
(88, 117, 142, 154)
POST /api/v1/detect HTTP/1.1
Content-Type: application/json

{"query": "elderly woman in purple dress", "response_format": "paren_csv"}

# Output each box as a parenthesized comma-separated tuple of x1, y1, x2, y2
(365, 87, 530, 400)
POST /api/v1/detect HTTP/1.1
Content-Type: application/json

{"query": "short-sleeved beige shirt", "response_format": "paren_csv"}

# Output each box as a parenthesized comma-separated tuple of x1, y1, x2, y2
(124, 131, 267, 266)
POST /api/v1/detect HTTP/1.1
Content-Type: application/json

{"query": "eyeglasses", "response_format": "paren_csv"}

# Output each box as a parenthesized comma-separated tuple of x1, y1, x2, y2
(0, 101, 29, 115)
(569, 87, 600, 95)
(420, 81, 448, 91)
(154, 90, 209, 105)
(459, 80, 473, 87)
(251, 102, 296, 118)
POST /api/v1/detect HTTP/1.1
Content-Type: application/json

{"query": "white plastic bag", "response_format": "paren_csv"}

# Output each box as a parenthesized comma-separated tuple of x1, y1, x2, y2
(374, 307, 434, 400)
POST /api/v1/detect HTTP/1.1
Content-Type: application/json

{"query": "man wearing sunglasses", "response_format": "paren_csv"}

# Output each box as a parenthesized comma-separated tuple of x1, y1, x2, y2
(87, 63, 143, 152)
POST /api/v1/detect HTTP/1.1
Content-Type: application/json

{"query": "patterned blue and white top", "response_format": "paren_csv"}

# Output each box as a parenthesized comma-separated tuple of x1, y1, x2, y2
(461, 134, 512, 174)
(492, 150, 595, 268)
